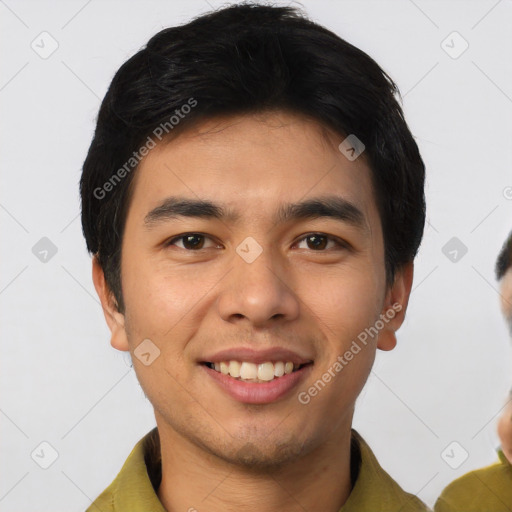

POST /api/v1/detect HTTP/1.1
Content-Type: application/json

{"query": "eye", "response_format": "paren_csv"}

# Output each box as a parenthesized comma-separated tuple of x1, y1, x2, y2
(295, 233, 348, 251)
(165, 233, 220, 251)
(164, 232, 349, 252)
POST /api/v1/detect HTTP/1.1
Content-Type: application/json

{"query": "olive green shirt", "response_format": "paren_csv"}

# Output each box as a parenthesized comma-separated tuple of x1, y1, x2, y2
(434, 449, 512, 512)
(87, 427, 430, 511)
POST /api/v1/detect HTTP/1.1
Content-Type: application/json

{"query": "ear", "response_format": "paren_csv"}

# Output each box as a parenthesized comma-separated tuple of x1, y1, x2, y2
(92, 255, 130, 352)
(377, 262, 414, 352)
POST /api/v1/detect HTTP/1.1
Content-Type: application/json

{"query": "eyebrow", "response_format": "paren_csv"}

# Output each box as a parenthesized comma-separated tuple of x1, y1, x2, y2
(143, 195, 366, 230)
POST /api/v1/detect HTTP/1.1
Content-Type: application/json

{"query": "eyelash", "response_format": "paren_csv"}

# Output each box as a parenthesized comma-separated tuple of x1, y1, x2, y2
(164, 232, 350, 252)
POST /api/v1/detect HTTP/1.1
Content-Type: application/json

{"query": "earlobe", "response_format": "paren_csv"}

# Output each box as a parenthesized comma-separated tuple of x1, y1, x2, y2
(92, 256, 130, 352)
(377, 330, 397, 352)
(377, 262, 414, 352)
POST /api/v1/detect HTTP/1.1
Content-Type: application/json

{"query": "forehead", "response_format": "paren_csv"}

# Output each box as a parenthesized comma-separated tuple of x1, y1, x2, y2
(127, 111, 379, 229)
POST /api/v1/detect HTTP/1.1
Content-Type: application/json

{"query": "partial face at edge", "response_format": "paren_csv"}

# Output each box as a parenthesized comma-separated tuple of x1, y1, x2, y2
(500, 268, 512, 331)
(97, 111, 411, 468)
(497, 269, 512, 463)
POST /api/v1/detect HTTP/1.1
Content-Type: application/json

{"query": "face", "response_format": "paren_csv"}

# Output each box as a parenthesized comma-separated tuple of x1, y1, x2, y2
(497, 268, 512, 463)
(500, 268, 512, 332)
(94, 111, 411, 468)
(498, 396, 512, 464)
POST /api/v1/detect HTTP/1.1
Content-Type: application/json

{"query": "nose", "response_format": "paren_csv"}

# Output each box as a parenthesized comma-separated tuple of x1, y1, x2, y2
(216, 242, 300, 328)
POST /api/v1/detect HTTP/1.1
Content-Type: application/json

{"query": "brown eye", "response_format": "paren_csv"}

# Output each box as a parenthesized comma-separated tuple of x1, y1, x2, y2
(166, 233, 217, 250)
(181, 234, 205, 250)
(296, 233, 345, 251)
(306, 234, 327, 250)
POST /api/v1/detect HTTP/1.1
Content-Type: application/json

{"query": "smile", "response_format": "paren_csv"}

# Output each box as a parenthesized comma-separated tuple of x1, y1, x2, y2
(204, 360, 309, 383)
(201, 360, 314, 404)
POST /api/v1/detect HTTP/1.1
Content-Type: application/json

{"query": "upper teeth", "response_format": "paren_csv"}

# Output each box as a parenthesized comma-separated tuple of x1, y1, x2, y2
(212, 361, 298, 381)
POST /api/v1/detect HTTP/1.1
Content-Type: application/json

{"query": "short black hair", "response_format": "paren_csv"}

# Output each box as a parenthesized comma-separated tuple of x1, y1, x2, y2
(80, 2, 426, 313)
(496, 231, 512, 280)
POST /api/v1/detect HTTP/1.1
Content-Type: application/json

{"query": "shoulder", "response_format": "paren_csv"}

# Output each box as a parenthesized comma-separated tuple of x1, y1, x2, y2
(434, 457, 512, 512)
(85, 428, 163, 512)
(345, 430, 431, 511)
(85, 488, 114, 511)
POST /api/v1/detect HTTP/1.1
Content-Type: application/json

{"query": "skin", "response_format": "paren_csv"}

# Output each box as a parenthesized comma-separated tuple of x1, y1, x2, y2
(93, 110, 413, 512)
(497, 268, 512, 464)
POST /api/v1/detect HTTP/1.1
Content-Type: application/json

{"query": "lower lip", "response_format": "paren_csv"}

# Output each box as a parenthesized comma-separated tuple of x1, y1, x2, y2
(201, 363, 313, 404)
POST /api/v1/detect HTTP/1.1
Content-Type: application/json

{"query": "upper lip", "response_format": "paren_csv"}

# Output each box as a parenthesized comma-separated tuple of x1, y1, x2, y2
(200, 347, 314, 366)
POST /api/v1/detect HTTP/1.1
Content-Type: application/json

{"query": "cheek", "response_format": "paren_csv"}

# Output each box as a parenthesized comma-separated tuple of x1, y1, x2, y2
(296, 266, 382, 406)
(497, 404, 512, 450)
(302, 264, 383, 343)
(122, 255, 213, 339)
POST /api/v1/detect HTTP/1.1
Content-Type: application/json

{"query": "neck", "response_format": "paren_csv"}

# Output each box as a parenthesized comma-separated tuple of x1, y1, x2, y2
(155, 418, 354, 512)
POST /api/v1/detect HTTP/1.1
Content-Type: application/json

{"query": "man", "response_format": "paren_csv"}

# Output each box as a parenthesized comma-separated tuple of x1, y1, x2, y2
(435, 233, 512, 511)
(81, 3, 428, 510)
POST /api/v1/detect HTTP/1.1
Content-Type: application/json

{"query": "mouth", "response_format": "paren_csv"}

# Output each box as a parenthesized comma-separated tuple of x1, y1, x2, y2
(200, 359, 314, 404)
(201, 360, 312, 383)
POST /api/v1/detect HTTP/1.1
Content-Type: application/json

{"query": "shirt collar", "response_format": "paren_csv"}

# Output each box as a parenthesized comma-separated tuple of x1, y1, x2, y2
(106, 427, 428, 511)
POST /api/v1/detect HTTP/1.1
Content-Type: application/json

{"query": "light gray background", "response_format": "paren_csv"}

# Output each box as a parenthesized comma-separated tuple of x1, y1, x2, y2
(1, 0, 512, 510)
